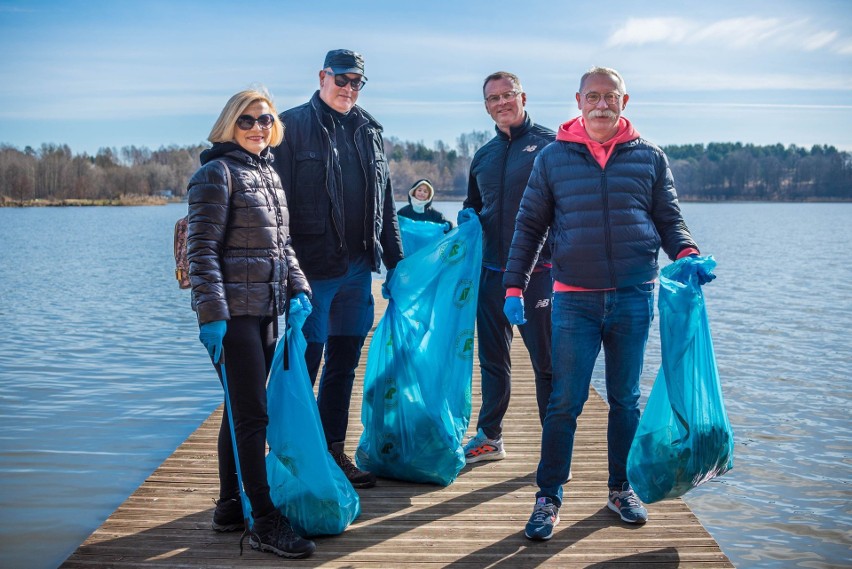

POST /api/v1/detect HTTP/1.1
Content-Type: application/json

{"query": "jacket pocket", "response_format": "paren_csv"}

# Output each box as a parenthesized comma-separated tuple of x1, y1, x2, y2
(290, 150, 327, 235)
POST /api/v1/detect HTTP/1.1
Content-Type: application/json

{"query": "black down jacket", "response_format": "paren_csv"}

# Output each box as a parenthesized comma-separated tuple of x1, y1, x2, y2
(187, 142, 310, 325)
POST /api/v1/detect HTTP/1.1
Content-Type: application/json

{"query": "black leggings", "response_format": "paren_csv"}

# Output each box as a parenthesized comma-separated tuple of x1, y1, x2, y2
(216, 315, 276, 518)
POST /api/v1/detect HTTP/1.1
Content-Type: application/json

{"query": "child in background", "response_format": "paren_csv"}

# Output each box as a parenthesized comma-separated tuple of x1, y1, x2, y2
(397, 179, 452, 231)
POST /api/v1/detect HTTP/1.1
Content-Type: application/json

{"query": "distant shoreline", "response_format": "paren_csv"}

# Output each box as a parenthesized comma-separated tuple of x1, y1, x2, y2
(2, 196, 851, 208)
(0, 195, 172, 207)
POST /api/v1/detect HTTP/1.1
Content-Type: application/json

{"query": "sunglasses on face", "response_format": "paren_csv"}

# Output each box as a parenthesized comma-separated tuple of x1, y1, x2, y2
(236, 114, 274, 131)
(325, 71, 366, 91)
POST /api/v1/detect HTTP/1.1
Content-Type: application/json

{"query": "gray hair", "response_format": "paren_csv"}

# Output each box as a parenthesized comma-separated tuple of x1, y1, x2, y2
(579, 67, 627, 94)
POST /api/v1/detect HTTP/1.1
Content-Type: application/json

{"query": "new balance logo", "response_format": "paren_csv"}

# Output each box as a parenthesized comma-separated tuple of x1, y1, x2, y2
(523, 145, 538, 152)
(534, 298, 550, 309)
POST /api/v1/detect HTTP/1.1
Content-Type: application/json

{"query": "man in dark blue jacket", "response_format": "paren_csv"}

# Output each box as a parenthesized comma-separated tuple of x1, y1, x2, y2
(272, 49, 403, 489)
(503, 66, 715, 540)
(458, 71, 555, 465)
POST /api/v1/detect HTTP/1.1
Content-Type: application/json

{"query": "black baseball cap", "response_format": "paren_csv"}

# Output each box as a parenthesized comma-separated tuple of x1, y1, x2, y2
(323, 49, 366, 79)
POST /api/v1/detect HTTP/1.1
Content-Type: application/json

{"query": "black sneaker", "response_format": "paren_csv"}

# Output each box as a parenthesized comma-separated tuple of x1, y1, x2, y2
(330, 442, 376, 488)
(211, 497, 243, 532)
(249, 510, 315, 559)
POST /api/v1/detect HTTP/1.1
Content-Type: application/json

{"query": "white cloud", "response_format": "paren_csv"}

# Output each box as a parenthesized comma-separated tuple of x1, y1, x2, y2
(607, 17, 691, 46)
(803, 30, 839, 51)
(607, 16, 850, 55)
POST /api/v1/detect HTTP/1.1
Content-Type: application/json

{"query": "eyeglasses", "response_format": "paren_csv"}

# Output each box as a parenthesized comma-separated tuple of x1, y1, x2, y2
(583, 92, 621, 105)
(485, 90, 521, 105)
(325, 71, 367, 91)
(236, 114, 274, 131)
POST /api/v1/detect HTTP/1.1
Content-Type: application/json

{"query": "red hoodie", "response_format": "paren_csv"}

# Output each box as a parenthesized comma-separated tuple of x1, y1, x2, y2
(505, 116, 697, 297)
(556, 116, 639, 169)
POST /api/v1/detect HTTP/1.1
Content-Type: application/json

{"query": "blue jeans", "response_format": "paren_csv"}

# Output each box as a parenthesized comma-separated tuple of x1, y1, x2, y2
(302, 257, 375, 446)
(536, 284, 654, 507)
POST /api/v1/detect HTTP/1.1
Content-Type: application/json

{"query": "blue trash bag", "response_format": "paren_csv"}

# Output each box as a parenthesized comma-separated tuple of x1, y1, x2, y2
(627, 255, 734, 504)
(356, 218, 482, 485)
(266, 300, 361, 536)
(398, 216, 447, 256)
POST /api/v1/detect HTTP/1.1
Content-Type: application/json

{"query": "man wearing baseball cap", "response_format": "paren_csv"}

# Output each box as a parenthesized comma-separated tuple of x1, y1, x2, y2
(272, 49, 403, 490)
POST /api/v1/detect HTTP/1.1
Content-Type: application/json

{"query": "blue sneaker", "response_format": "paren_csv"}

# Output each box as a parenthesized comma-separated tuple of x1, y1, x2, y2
(524, 497, 560, 540)
(607, 483, 648, 524)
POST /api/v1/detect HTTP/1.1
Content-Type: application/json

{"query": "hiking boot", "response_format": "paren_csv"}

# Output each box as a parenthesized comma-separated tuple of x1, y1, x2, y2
(463, 428, 506, 463)
(211, 497, 243, 532)
(524, 497, 560, 540)
(607, 482, 648, 524)
(249, 510, 315, 559)
(330, 442, 376, 488)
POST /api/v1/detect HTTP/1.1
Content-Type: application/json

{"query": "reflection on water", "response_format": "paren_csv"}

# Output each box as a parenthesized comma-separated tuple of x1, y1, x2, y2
(0, 205, 222, 569)
(588, 203, 852, 569)
(1, 202, 851, 569)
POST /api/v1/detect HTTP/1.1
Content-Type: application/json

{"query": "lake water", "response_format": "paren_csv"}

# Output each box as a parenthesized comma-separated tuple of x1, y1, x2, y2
(0, 202, 850, 569)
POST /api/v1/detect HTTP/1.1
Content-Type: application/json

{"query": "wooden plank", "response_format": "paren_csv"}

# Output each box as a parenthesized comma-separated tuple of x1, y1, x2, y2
(61, 281, 733, 568)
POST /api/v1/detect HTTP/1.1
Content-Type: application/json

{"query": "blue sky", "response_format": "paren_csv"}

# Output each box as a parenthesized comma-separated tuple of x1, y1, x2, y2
(1, 0, 850, 155)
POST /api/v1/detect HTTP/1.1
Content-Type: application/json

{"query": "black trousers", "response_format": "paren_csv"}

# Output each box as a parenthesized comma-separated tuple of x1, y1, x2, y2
(216, 315, 276, 518)
(475, 268, 553, 439)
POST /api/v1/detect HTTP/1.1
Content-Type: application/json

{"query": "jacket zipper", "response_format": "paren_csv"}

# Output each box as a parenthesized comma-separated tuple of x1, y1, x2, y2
(315, 102, 345, 252)
(354, 121, 370, 253)
(498, 138, 512, 269)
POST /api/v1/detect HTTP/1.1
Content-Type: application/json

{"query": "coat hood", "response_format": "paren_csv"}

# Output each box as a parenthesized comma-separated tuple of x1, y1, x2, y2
(555, 116, 639, 168)
(407, 178, 435, 204)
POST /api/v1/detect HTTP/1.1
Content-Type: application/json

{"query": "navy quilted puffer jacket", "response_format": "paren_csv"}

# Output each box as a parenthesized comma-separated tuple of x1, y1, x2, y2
(504, 138, 698, 291)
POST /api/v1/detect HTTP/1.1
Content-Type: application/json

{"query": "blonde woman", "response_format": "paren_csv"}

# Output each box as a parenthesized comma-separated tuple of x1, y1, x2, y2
(186, 88, 314, 559)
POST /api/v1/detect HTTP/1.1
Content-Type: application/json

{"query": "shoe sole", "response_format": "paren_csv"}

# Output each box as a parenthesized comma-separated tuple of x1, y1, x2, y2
(465, 450, 507, 464)
(211, 521, 242, 532)
(524, 515, 560, 540)
(350, 479, 376, 489)
(607, 500, 648, 524)
(250, 539, 316, 559)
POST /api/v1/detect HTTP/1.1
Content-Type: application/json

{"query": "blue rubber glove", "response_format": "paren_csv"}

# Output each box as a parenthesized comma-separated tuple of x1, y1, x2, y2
(292, 292, 312, 314)
(457, 208, 478, 225)
(503, 296, 527, 325)
(689, 254, 717, 286)
(288, 292, 312, 328)
(381, 268, 394, 300)
(199, 320, 227, 363)
(443, 221, 452, 233)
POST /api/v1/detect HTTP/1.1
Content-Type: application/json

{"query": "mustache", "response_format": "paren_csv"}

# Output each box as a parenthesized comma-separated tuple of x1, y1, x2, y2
(589, 109, 617, 119)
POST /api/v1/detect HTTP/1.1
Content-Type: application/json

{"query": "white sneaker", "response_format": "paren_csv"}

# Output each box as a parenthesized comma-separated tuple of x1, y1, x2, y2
(463, 428, 506, 463)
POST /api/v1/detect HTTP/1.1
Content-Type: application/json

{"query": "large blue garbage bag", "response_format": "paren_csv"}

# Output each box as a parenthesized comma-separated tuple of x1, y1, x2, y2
(627, 256, 734, 504)
(266, 300, 361, 536)
(356, 219, 482, 485)
(398, 216, 446, 256)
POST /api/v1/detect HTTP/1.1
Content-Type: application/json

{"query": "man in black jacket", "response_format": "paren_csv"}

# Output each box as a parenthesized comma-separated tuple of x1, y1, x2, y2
(272, 49, 403, 489)
(457, 71, 555, 465)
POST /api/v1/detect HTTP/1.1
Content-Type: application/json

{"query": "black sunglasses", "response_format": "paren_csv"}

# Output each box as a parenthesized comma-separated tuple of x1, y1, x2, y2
(236, 114, 274, 131)
(325, 71, 367, 91)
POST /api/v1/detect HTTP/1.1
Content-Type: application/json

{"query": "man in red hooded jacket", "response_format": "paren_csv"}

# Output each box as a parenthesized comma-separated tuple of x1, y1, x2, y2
(502, 67, 715, 540)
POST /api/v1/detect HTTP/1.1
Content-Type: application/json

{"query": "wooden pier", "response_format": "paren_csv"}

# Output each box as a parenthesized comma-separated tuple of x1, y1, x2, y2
(61, 282, 733, 568)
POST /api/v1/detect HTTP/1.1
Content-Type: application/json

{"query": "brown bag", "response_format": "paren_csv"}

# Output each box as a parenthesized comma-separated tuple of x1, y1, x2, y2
(174, 160, 232, 289)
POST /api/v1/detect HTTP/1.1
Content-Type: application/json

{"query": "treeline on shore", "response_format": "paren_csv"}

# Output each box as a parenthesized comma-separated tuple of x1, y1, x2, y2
(0, 135, 849, 206)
